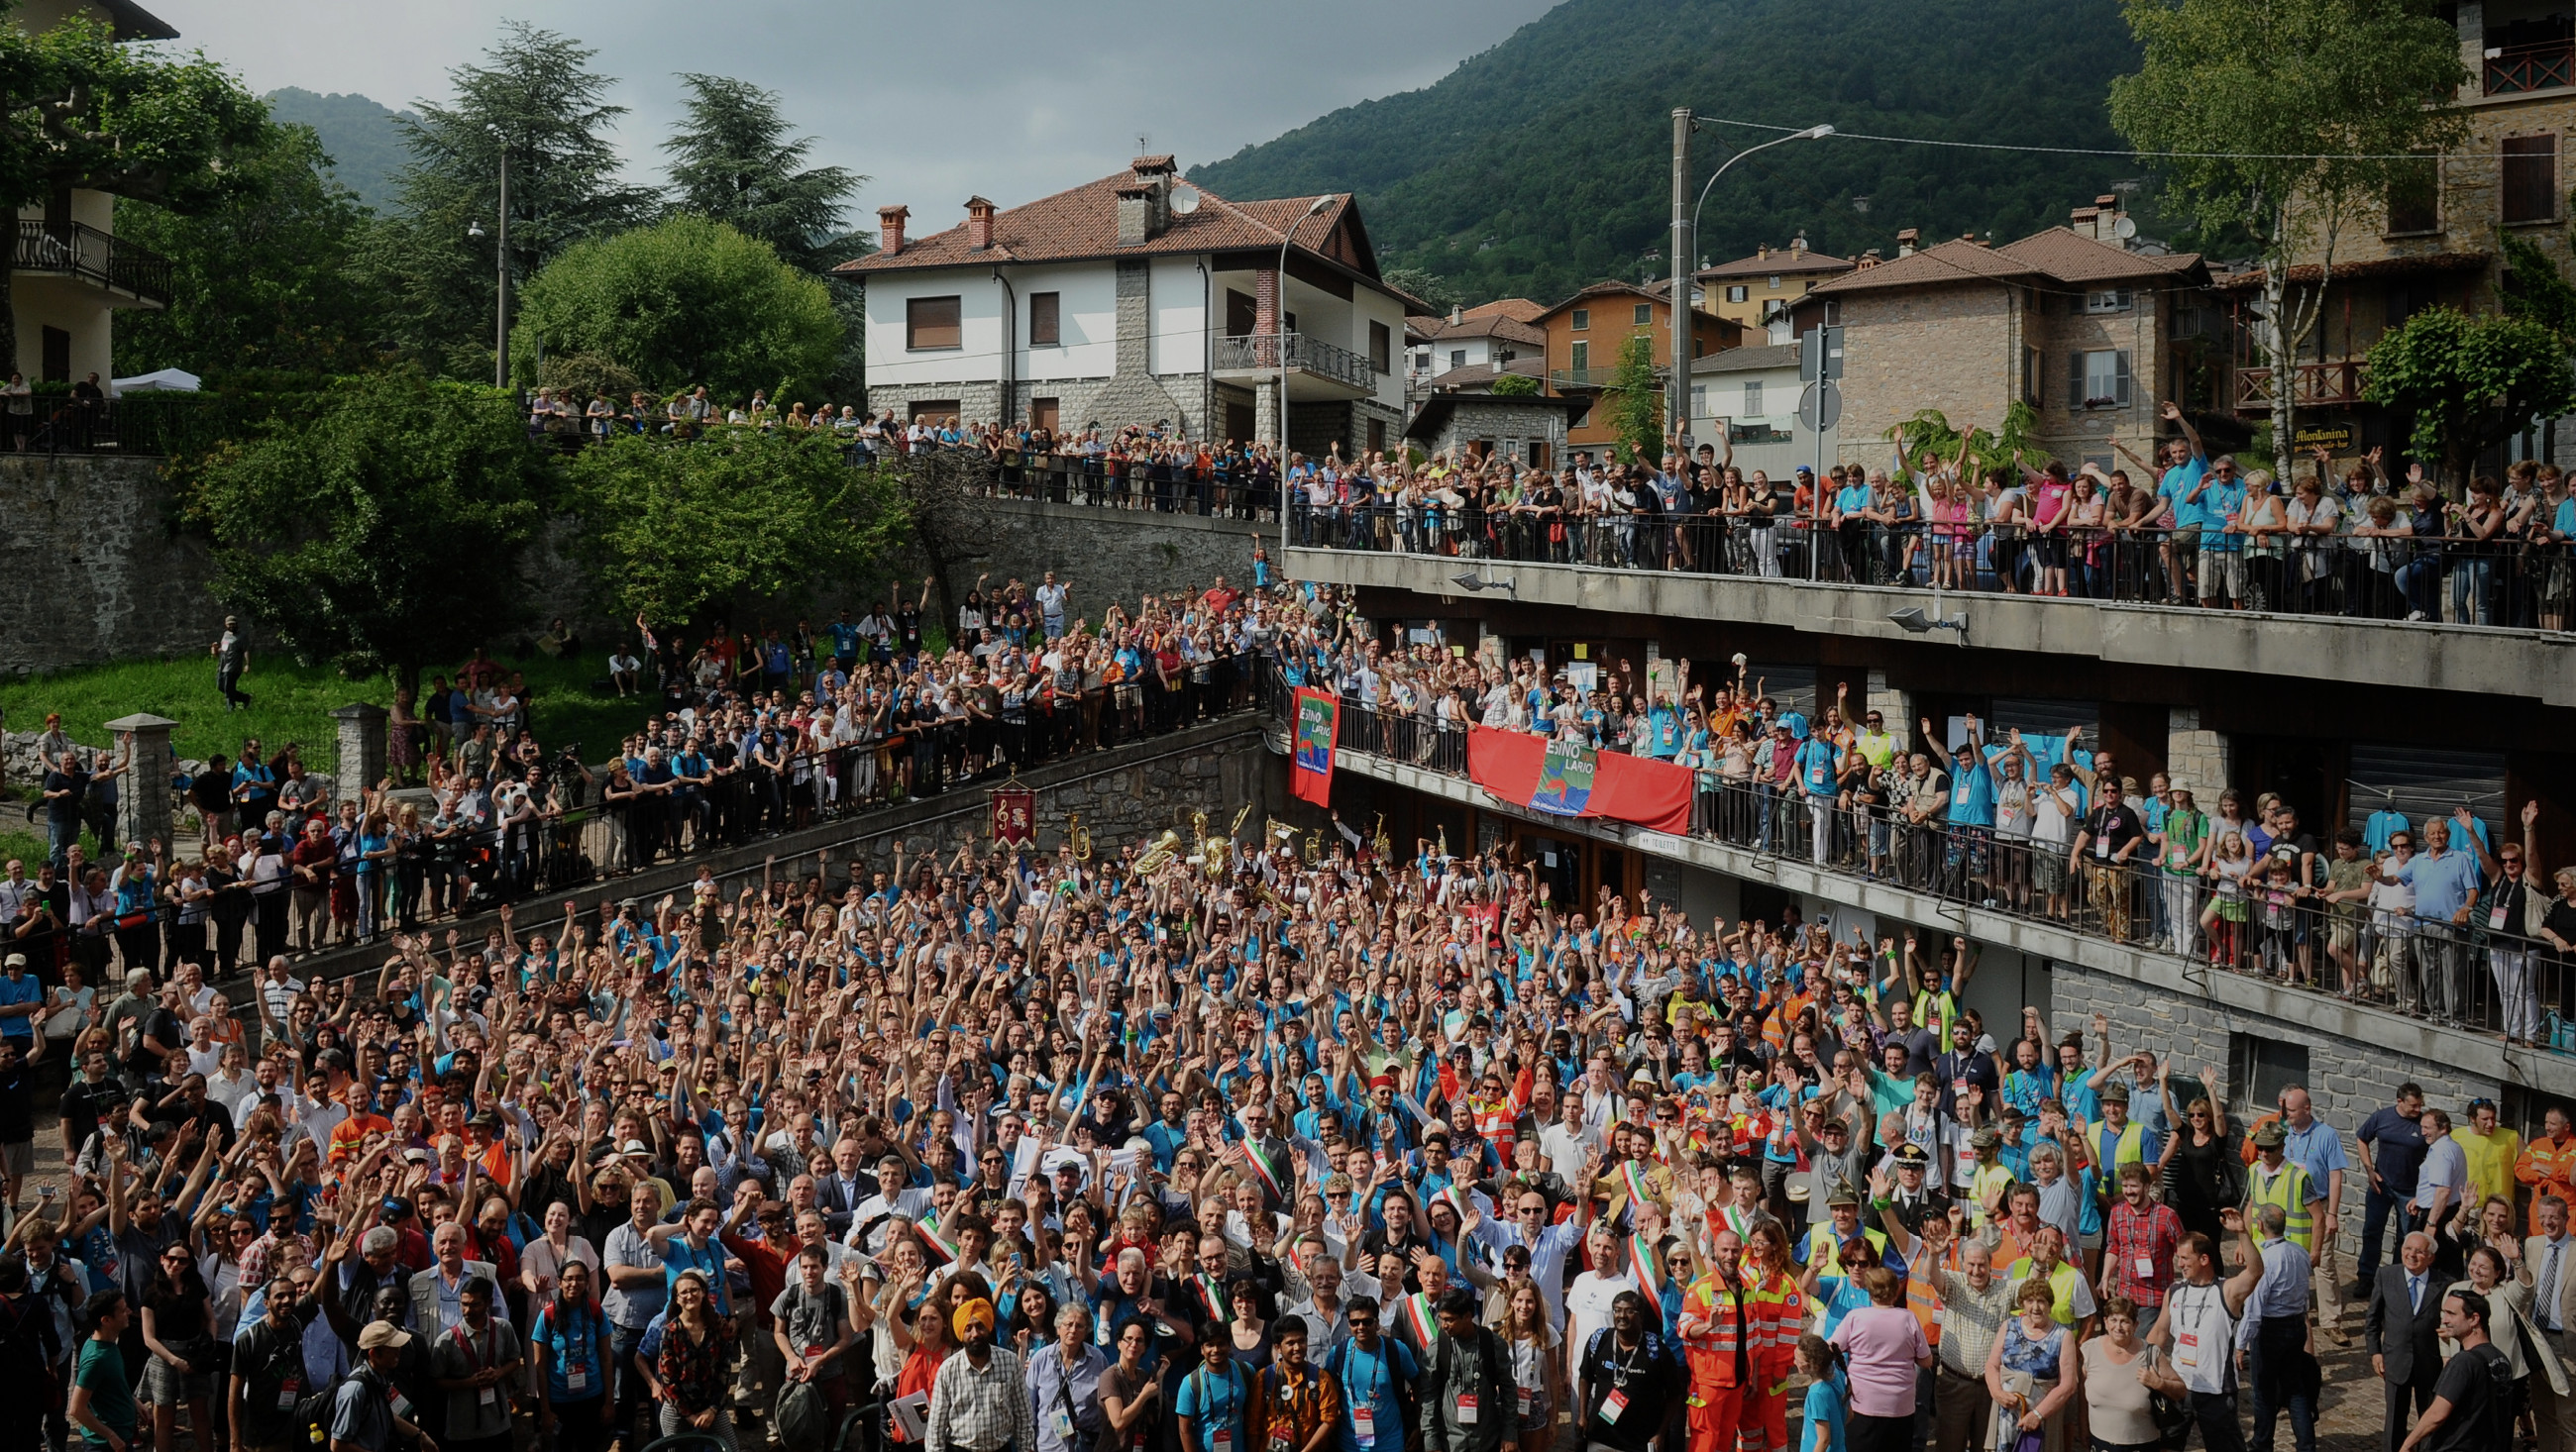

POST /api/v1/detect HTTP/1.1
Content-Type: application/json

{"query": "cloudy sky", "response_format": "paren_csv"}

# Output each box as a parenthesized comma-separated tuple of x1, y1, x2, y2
(145, 0, 1559, 219)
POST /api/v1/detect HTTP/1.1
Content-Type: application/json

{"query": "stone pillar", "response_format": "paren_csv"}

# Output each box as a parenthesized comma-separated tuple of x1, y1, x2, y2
(333, 703, 388, 803)
(2166, 705, 2232, 799)
(2457, 1, 2487, 102)
(103, 712, 175, 853)
(1867, 670, 1914, 750)
(1256, 378, 1281, 449)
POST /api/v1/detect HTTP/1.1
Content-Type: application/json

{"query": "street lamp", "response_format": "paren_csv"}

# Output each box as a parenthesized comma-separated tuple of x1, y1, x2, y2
(1277, 193, 1333, 560)
(1669, 122, 1833, 451)
(467, 129, 512, 390)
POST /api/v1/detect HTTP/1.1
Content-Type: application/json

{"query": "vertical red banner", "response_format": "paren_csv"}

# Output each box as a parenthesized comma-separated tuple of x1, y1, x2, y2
(1291, 688, 1339, 807)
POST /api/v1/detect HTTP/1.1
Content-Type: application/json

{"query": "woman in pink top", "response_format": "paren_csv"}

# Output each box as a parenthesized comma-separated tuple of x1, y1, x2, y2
(1823, 1267, 1932, 1452)
(2028, 463, 2076, 596)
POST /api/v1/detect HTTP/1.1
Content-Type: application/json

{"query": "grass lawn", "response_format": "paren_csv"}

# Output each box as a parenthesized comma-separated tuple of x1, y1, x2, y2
(0, 651, 642, 775)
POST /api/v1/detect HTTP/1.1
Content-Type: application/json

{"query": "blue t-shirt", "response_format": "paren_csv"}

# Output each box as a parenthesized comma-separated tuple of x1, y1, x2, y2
(2201, 478, 2247, 549)
(2159, 459, 2207, 530)
(0, 972, 42, 1040)
(1948, 756, 1995, 827)
(1326, 1336, 1415, 1452)
(534, 1298, 606, 1401)
(1175, 1362, 1249, 1452)
(1801, 1368, 1849, 1451)
(2396, 849, 2482, 924)
(1795, 738, 1840, 796)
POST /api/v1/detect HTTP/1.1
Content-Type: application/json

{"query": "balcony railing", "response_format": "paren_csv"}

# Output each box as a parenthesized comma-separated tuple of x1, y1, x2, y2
(1212, 332, 1377, 391)
(2232, 359, 2369, 411)
(1550, 364, 1667, 390)
(2487, 39, 2576, 95)
(1285, 504, 2576, 637)
(14, 220, 172, 306)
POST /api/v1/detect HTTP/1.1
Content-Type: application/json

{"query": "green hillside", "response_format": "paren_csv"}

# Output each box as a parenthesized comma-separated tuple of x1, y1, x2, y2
(1189, 0, 2148, 306)
(264, 86, 414, 214)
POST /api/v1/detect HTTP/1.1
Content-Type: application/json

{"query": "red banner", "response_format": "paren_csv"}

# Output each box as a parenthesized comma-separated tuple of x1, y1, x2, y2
(1466, 725, 1693, 835)
(1291, 688, 1339, 807)
(989, 787, 1035, 845)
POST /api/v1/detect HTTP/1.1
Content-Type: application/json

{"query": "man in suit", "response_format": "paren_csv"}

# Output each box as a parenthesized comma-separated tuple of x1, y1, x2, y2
(812, 1137, 873, 1236)
(2366, 1230, 2445, 1452)
(2522, 1193, 2576, 1451)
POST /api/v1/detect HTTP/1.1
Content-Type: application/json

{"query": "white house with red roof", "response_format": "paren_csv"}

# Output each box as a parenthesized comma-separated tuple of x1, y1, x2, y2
(837, 155, 1417, 456)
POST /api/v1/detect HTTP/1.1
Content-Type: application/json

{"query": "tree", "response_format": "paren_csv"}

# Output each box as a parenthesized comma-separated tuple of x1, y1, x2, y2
(369, 23, 657, 377)
(186, 369, 555, 693)
(512, 214, 844, 406)
(1488, 371, 1539, 397)
(2500, 232, 2576, 344)
(1382, 264, 1462, 316)
(662, 73, 863, 274)
(113, 120, 389, 375)
(2364, 306, 2576, 484)
(2107, 0, 2466, 481)
(0, 11, 267, 366)
(1882, 400, 2051, 478)
(567, 429, 907, 626)
(1602, 333, 1662, 463)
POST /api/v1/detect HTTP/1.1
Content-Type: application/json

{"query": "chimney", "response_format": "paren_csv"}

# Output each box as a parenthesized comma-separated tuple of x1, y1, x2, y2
(1449, 304, 1462, 325)
(1859, 248, 1881, 269)
(2072, 205, 2098, 233)
(2094, 192, 2124, 245)
(877, 204, 910, 258)
(1132, 154, 1177, 232)
(1115, 185, 1154, 246)
(1896, 228, 1918, 257)
(1758, 244, 1771, 260)
(965, 196, 996, 252)
(1790, 231, 1807, 258)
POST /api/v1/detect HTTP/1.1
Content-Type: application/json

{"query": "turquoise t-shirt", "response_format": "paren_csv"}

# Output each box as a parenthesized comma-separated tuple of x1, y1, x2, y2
(1801, 1368, 1849, 1451)
(75, 1339, 136, 1448)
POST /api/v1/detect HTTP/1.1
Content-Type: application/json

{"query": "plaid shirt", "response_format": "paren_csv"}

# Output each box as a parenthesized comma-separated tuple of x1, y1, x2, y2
(927, 1344, 1034, 1452)
(2103, 1200, 2185, 1308)
(1251, 1361, 1344, 1452)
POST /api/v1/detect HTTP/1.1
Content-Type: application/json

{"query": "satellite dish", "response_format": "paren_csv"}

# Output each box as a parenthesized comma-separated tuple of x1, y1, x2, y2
(2113, 216, 2138, 240)
(1170, 185, 1202, 215)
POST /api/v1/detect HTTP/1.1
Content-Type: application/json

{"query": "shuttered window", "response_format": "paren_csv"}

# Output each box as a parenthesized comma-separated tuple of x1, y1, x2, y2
(2504, 136, 2558, 225)
(1027, 291, 1059, 347)
(907, 295, 962, 350)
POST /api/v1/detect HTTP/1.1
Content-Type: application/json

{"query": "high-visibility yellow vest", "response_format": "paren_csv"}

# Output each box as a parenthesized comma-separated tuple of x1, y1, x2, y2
(2247, 1160, 2317, 1253)
(1804, 1223, 1889, 1281)
(2003, 1257, 2089, 1327)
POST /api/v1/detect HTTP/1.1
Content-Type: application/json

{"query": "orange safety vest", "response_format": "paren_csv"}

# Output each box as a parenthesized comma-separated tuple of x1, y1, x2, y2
(1904, 1239, 1963, 1345)
(1680, 1272, 1760, 1390)
(2522, 1136, 2576, 1232)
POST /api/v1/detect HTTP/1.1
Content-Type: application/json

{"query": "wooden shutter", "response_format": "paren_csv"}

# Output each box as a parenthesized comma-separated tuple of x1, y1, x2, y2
(2503, 136, 2558, 225)
(907, 295, 961, 350)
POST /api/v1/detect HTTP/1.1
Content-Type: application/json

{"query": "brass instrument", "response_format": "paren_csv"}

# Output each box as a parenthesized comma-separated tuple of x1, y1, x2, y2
(1068, 813, 1093, 860)
(1304, 828, 1323, 860)
(1370, 812, 1391, 862)
(1134, 829, 1184, 873)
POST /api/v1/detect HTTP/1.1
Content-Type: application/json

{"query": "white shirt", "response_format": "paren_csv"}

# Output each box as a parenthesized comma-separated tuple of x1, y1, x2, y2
(1565, 1270, 1637, 1348)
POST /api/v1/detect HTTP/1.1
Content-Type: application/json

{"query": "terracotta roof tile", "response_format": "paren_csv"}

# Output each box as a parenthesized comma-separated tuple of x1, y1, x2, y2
(1810, 227, 2205, 296)
(1698, 250, 1854, 280)
(1461, 297, 1548, 324)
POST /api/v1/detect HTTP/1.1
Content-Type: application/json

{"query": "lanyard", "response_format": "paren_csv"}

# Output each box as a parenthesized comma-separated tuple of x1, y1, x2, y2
(452, 1320, 494, 1372)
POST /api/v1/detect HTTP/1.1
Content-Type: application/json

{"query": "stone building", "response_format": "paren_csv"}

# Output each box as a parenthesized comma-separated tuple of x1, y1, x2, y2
(1401, 393, 1581, 470)
(839, 156, 1414, 456)
(1803, 199, 2214, 471)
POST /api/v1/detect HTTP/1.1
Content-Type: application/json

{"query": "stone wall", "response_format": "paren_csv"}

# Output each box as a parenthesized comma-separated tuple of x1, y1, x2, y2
(0, 454, 231, 675)
(932, 498, 1272, 616)
(2165, 705, 2232, 799)
(1835, 285, 2013, 467)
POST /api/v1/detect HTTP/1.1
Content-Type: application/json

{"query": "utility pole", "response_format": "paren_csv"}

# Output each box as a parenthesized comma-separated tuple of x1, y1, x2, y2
(1667, 107, 1693, 461)
(494, 145, 510, 390)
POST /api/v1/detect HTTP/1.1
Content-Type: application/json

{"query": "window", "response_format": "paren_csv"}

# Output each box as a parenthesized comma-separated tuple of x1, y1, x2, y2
(1569, 341, 1589, 373)
(1768, 274, 1781, 289)
(1367, 418, 1386, 453)
(907, 295, 962, 350)
(2021, 346, 2043, 407)
(1413, 349, 1431, 370)
(2229, 1034, 2308, 1116)
(1633, 302, 1653, 326)
(2084, 288, 2133, 314)
(2387, 280, 2432, 332)
(1742, 379, 1764, 416)
(1226, 289, 1258, 338)
(2387, 155, 2440, 234)
(1369, 320, 1392, 373)
(1821, 300, 1840, 325)
(1725, 284, 1749, 303)
(1449, 349, 1466, 370)
(2504, 135, 2559, 225)
(907, 399, 961, 422)
(1026, 291, 1060, 347)
(1690, 385, 1707, 417)
(2066, 349, 2134, 408)
(1570, 308, 1590, 331)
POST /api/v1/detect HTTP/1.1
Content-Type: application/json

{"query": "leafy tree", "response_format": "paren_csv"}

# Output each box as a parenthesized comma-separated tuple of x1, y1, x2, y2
(0, 11, 267, 366)
(2107, 0, 2466, 480)
(187, 369, 555, 694)
(369, 23, 658, 377)
(2364, 306, 2576, 484)
(567, 429, 907, 625)
(2500, 232, 2576, 344)
(1382, 264, 1462, 315)
(1488, 371, 1539, 397)
(662, 73, 863, 274)
(512, 213, 843, 405)
(113, 121, 389, 375)
(1883, 400, 2051, 477)
(1602, 333, 1662, 463)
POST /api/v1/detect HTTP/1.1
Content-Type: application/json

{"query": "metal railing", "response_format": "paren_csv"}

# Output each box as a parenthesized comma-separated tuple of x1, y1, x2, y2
(1285, 502, 2576, 636)
(1278, 672, 2576, 1052)
(2488, 39, 2576, 95)
(1212, 332, 1379, 390)
(14, 220, 173, 305)
(985, 446, 1282, 519)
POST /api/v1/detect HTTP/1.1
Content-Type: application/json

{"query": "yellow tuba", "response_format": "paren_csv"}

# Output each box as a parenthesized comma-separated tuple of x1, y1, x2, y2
(1134, 829, 1184, 873)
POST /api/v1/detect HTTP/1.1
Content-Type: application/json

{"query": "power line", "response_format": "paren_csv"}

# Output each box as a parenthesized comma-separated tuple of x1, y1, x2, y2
(1694, 114, 2471, 163)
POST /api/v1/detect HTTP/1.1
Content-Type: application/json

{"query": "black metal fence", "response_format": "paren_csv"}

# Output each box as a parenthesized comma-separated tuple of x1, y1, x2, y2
(1286, 503, 2576, 635)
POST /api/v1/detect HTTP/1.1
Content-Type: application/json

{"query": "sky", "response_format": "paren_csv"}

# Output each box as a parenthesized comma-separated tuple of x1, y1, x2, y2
(144, 0, 1561, 220)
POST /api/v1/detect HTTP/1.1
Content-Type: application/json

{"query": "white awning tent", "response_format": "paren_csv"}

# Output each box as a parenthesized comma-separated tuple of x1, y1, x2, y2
(107, 367, 201, 396)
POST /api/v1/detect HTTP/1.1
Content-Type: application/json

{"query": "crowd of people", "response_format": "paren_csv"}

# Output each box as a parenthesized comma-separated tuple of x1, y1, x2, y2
(1260, 402, 2576, 633)
(0, 727, 2564, 1452)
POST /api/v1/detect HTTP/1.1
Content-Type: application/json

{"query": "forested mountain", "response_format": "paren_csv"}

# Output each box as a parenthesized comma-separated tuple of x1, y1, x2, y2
(1189, 0, 2151, 305)
(265, 87, 414, 214)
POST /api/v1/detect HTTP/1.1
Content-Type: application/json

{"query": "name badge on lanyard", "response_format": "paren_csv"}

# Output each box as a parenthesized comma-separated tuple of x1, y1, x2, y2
(1456, 1393, 1478, 1425)
(1351, 1405, 1376, 1447)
